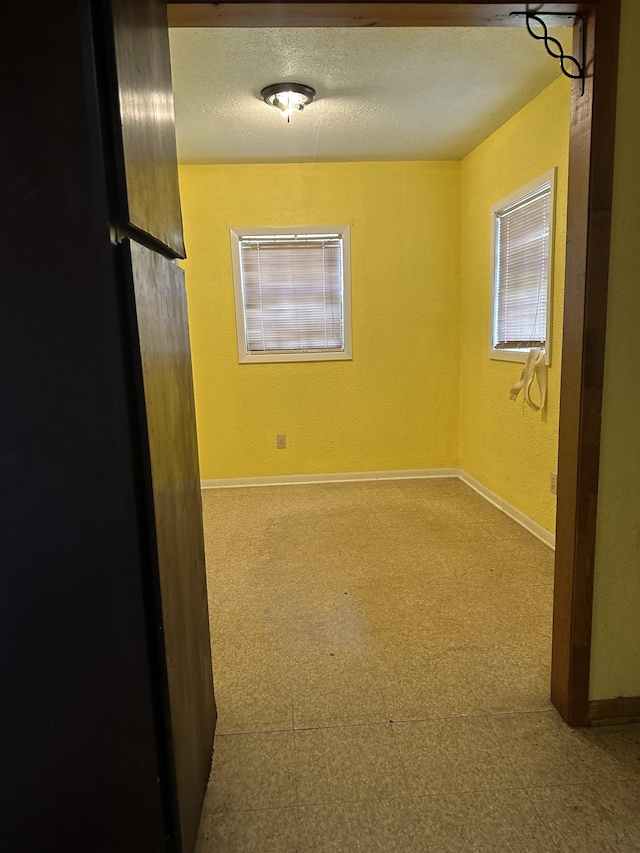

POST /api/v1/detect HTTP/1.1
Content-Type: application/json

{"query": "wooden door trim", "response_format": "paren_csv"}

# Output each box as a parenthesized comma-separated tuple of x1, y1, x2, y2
(167, 0, 622, 727)
(552, 0, 620, 726)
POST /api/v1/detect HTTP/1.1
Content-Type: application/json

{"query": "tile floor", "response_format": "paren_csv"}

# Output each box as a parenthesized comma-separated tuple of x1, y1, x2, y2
(197, 478, 640, 852)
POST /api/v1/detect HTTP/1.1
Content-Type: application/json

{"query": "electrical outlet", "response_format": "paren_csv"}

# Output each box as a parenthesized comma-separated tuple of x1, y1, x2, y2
(550, 473, 558, 495)
(276, 434, 286, 450)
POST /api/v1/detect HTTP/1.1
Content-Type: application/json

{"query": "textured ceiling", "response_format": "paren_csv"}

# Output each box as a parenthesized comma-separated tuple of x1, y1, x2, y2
(169, 26, 569, 164)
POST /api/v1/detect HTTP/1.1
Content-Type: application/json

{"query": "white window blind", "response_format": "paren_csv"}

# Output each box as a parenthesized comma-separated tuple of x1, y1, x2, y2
(238, 232, 345, 355)
(494, 182, 552, 352)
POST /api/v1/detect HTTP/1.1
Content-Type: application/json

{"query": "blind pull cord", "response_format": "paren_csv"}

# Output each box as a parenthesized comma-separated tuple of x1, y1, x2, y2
(509, 347, 547, 412)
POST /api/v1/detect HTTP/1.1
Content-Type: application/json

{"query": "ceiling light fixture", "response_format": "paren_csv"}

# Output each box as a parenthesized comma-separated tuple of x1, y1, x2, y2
(260, 83, 316, 123)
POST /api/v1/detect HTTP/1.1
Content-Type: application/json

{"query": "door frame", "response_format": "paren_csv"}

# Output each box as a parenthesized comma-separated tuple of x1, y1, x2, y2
(168, 0, 622, 727)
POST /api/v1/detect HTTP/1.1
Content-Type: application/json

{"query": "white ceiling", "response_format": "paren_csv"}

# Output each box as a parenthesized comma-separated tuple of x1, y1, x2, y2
(169, 26, 569, 164)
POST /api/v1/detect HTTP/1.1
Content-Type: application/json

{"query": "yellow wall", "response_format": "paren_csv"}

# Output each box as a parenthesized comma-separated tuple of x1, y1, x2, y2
(590, 0, 640, 700)
(179, 161, 461, 479)
(458, 77, 571, 534)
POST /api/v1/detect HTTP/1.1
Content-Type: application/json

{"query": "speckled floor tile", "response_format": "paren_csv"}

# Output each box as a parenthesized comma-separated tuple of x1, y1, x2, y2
(585, 723, 640, 778)
(370, 505, 444, 527)
(482, 516, 545, 543)
(397, 478, 451, 492)
(327, 504, 382, 524)
(399, 498, 453, 516)
(502, 536, 556, 570)
(197, 807, 299, 853)
(528, 780, 640, 852)
(469, 645, 554, 714)
(490, 712, 640, 788)
(454, 493, 508, 523)
(199, 480, 570, 849)
(328, 507, 386, 548)
(209, 624, 298, 679)
(359, 482, 411, 509)
(210, 621, 296, 667)
(294, 723, 409, 805)
(293, 686, 387, 729)
(337, 530, 395, 558)
(209, 731, 297, 812)
(318, 483, 373, 511)
(366, 623, 472, 666)
(392, 716, 520, 796)
(279, 484, 332, 509)
(271, 596, 374, 661)
(436, 479, 473, 494)
(414, 789, 557, 852)
(381, 519, 497, 548)
(213, 675, 293, 734)
(262, 529, 338, 561)
(297, 799, 427, 852)
(375, 648, 486, 721)
(204, 530, 267, 568)
(292, 656, 387, 729)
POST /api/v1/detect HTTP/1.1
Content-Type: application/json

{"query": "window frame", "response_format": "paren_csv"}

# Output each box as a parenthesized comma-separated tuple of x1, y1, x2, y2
(229, 224, 353, 364)
(489, 168, 556, 366)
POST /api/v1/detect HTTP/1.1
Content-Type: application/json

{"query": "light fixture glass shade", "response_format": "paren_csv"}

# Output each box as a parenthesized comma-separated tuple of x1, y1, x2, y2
(260, 83, 316, 121)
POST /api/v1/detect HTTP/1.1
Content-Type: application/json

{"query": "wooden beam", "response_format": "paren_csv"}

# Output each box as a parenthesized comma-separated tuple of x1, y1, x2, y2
(168, 2, 593, 28)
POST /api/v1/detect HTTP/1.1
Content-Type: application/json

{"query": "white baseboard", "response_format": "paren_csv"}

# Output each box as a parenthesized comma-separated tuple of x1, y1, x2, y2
(200, 467, 555, 551)
(200, 468, 459, 489)
(458, 470, 555, 551)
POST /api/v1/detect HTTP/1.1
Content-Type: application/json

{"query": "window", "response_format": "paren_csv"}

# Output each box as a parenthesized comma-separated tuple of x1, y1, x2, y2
(490, 169, 556, 364)
(230, 225, 352, 363)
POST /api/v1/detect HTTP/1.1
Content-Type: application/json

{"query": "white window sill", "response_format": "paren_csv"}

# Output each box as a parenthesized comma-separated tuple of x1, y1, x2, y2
(239, 349, 353, 364)
(489, 347, 550, 366)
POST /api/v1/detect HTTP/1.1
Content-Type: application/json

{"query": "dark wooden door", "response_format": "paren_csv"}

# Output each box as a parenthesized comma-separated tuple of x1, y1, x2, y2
(106, 0, 186, 258)
(125, 240, 216, 853)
